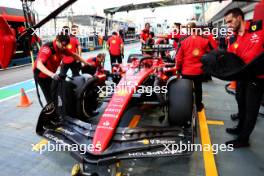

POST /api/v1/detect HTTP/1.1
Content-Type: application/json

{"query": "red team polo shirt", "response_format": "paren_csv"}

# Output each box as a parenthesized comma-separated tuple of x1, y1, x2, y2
(228, 21, 264, 78)
(140, 29, 150, 43)
(62, 36, 80, 64)
(86, 57, 100, 67)
(34, 40, 72, 78)
(176, 35, 211, 75)
(228, 21, 264, 64)
(167, 32, 183, 49)
(107, 35, 123, 56)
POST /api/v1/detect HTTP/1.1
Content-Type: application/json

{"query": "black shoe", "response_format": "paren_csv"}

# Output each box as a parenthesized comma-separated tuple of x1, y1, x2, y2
(226, 127, 241, 135)
(225, 139, 250, 148)
(197, 103, 204, 112)
(230, 113, 239, 121)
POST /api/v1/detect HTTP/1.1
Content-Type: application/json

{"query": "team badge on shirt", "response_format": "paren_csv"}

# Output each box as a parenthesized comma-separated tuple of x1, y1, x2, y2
(233, 43, 239, 49)
(192, 48, 200, 56)
(111, 40, 116, 44)
(67, 44, 72, 49)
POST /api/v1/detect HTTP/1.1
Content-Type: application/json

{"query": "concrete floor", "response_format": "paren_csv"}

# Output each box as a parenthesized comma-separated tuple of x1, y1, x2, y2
(0, 42, 263, 176)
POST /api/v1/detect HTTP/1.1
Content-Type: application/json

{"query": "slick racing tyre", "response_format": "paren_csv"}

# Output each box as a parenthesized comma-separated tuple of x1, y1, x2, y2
(167, 78, 193, 127)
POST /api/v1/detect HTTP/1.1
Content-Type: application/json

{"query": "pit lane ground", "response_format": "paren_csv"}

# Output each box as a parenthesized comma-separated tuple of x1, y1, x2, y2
(0, 42, 263, 176)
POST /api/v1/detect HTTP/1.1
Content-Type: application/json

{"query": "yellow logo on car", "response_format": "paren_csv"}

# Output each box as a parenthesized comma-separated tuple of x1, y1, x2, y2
(117, 89, 128, 96)
(139, 139, 149, 145)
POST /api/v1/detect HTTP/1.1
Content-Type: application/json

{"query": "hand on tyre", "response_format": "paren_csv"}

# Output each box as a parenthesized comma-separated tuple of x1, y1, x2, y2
(176, 70, 181, 78)
(51, 73, 60, 80)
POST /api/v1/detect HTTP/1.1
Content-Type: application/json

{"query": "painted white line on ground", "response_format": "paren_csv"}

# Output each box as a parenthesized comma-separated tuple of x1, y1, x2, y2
(0, 63, 31, 71)
(0, 79, 34, 90)
(0, 88, 36, 103)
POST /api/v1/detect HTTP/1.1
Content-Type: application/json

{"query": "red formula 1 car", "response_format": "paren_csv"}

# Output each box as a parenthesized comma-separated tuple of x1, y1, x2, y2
(36, 44, 196, 176)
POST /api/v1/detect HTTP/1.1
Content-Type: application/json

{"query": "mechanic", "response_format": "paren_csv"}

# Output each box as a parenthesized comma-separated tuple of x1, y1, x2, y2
(82, 53, 106, 75)
(175, 22, 214, 112)
(33, 32, 89, 105)
(144, 32, 155, 55)
(140, 22, 151, 46)
(169, 22, 183, 50)
(107, 31, 124, 68)
(224, 8, 264, 148)
(59, 25, 82, 79)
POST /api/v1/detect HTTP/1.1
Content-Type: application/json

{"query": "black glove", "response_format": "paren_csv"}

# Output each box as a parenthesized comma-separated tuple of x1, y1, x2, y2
(51, 74, 60, 80)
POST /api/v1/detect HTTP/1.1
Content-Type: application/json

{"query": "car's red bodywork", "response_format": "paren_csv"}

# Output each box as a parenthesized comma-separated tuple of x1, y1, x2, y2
(90, 56, 177, 153)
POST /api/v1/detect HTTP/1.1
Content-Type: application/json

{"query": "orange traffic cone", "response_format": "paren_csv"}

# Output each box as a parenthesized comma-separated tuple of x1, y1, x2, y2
(228, 81, 237, 90)
(17, 88, 32, 107)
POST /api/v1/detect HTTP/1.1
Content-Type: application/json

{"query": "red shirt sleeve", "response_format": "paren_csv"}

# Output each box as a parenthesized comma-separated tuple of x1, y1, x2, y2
(176, 43, 184, 71)
(107, 38, 111, 46)
(140, 31, 144, 39)
(120, 36, 124, 44)
(208, 35, 218, 49)
(37, 46, 52, 63)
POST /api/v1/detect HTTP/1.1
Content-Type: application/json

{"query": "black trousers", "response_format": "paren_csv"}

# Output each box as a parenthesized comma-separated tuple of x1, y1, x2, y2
(60, 61, 81, 79)
(35, 76, 53, 103)
(182, 74, 203, 109)
(110, 54, 122, 65)
(236, 79, 264, 141)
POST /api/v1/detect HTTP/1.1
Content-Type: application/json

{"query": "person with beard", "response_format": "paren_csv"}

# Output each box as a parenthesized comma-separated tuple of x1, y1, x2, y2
(224, 8, 264, 148)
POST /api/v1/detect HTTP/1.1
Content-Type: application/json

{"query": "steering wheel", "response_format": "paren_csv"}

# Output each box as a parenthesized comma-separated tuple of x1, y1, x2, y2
(139, 56, 154, 69)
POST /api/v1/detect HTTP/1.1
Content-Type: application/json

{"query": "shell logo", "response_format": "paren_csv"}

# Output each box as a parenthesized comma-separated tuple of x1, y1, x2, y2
(140, 139, 149, 145)
(233, 43, 239, 49)
(67, 44, 72, 49)
(192, 48, 200, 56)
(111, 40, 116, 44)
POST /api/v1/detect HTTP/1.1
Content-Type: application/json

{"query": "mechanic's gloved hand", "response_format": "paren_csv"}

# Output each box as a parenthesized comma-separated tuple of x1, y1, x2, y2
(176, 70, 181, 78)
(51, 73, 60, 80)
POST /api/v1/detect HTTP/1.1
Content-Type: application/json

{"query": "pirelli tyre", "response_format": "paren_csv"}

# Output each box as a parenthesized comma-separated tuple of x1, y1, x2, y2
(167, 78, 194, 127)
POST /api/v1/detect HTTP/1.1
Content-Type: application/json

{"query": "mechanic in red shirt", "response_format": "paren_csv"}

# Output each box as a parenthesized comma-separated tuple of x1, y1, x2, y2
(176, 22, 214, 112)
(33, 33, 88, 104)
(60, 25, 82, 79)
(167, 22, 183, 50)
(82, 53, 106, 75)
(140, 23, 151, 45)
(107, 32, 124, 67)
(224, 8, 264, 148)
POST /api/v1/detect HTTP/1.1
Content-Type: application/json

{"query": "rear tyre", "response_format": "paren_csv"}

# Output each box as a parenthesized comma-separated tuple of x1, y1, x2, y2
(167, 78, 194, 127)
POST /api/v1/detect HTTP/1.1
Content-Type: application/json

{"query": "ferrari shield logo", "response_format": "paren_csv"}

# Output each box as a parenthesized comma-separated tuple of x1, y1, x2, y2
(251, 25, 257, 31)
